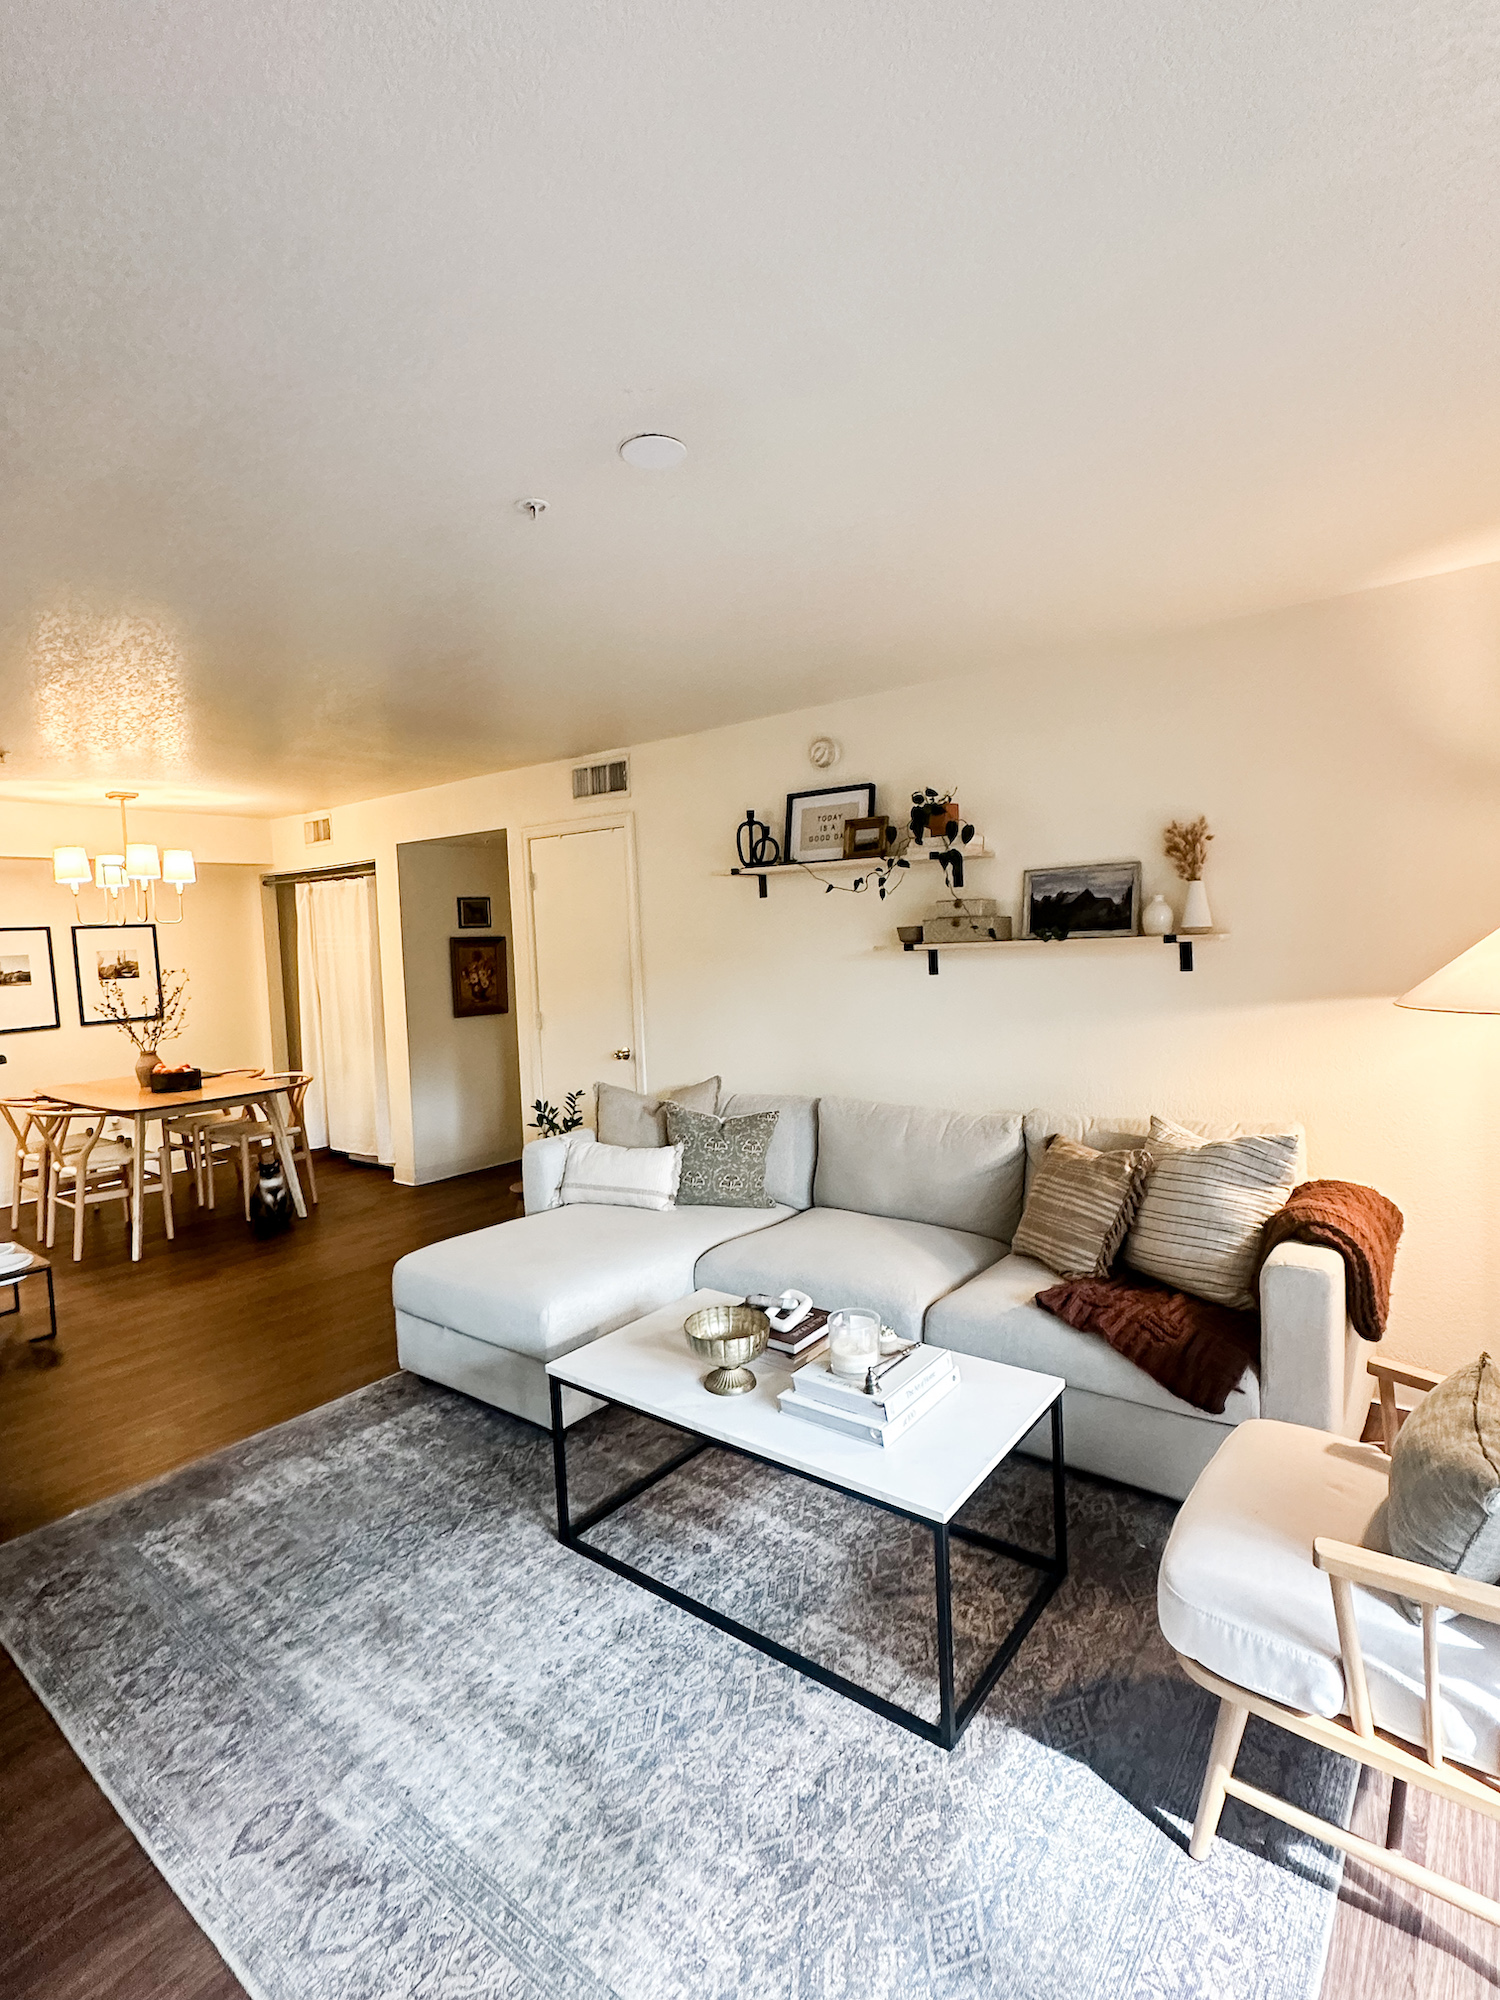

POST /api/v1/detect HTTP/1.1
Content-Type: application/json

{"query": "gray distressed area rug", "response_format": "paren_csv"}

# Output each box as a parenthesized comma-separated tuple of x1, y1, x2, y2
(0, 1373, 1355, 2000)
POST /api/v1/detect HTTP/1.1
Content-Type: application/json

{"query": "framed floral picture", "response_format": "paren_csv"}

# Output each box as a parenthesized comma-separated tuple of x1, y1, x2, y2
(450, 935, 508, 1017)
(783, 784, 876, 864)
(0, 927, 60, 1033)
(73, 922, 162, 1026)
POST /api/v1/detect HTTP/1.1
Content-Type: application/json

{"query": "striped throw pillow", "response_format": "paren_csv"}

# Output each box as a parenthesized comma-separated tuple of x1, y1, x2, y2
(1012, 1135, 1154, 1279)
(559, 1138, 683, 1211)
(1123, 1115, 1299, 1309)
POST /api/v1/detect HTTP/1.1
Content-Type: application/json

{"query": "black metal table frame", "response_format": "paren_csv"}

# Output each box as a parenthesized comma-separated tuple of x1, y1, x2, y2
(547, 1375, 1067, 1750)
(0, 1259, 56, 1343)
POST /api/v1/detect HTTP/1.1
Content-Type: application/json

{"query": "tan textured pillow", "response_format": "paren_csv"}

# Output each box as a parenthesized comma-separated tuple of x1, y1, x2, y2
(1012, 1134, 1154, 1279)
(594, 1076, 720, 1148)
(1124, 1115, 1299, 1309)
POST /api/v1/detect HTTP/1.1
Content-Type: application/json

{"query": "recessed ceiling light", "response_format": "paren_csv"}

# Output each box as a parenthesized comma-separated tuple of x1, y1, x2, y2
(619, 433, 687, 470)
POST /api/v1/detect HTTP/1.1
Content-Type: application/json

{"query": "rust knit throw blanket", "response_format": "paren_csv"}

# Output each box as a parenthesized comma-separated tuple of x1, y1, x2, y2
(1253, 1178, 1404, 1342)
(1034, 1277, 1259, 1416)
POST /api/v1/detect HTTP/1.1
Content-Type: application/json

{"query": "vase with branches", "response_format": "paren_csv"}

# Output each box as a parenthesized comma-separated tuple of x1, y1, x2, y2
(1163, 817, 1214, 932)
(99, 968, 191, 1084)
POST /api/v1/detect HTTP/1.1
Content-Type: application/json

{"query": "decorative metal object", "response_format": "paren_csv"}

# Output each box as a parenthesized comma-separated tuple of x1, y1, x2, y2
(684, 1302, 770, 1395)
(735, 808, 782, 870)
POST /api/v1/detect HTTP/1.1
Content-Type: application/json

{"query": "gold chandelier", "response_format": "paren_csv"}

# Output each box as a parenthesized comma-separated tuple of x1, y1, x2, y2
(52, 791, 195, 925)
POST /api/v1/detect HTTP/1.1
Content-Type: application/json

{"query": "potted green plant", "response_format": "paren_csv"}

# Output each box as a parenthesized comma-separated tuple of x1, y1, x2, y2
(908, 788, 977, 890)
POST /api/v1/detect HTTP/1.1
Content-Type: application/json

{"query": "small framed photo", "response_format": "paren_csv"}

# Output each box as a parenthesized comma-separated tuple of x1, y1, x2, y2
(450, 935, 508, 1017)
(784, 784, 876, 864)
(842, 814, 890, 859)
(0, 928, 60, 1033)
(456, 896, 491, 929)
(74, 923, 162, 1025)
(1022, 862, 1143, 939)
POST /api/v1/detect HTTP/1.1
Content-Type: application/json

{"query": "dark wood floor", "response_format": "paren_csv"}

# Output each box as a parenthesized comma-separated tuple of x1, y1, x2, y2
(1, 1154, 1495, 1997)
(0, 1150, 523, 2000)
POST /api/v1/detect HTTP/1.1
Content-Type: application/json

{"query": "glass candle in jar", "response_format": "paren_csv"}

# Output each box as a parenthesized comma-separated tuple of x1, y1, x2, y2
(826, 1307, 882, 1380)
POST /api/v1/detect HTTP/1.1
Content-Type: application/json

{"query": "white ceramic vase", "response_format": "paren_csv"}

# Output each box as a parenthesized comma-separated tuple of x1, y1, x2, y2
(1142, 894, 1174, 936)
(1180, 879, 1212, 932)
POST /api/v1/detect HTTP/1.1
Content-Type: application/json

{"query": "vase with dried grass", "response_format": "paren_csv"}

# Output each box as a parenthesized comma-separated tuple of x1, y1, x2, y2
(1164, 817, 1214, 932)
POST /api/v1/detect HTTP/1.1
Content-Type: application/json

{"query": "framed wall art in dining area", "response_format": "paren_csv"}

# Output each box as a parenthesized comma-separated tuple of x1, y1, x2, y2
(784, 784, 876, 864)
(0, 927, 61, 1033)
(450, 935, 509, 1017)
(73, 922, 163, 1025)
(456, 896, 491, 929)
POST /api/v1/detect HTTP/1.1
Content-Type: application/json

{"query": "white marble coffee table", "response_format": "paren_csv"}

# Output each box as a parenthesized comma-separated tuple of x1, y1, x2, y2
(546, 1288, 1067, 1749)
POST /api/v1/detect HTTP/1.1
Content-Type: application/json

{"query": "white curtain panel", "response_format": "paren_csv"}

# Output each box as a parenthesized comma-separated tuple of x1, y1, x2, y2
(295, 876, 393, 1164)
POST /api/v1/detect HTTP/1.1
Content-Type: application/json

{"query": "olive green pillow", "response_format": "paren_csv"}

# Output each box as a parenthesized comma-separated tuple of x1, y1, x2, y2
(665, 1103, 780, 1209)
(1366, 1353, 1500, 1619)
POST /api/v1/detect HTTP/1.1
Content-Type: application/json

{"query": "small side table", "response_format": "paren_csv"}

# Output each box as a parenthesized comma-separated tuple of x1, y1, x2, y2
(0, 1251, 57, 1343)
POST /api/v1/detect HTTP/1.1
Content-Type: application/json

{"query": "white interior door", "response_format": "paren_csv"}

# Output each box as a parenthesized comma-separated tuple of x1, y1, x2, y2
(528, 825, 641, 1118)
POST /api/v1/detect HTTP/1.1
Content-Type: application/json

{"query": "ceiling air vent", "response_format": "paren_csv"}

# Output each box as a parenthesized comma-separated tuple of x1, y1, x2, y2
(304, 816, 332, 845)
(571, 756, 629, 801)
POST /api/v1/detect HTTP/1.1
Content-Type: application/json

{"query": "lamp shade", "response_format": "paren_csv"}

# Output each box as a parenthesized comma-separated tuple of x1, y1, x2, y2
(95, 853, 126, 890)
(162, 848, 196, 886)
(1396, 928, 1500, 1013)
(125, 842, 161, 882)
(52, 846, 90, 888)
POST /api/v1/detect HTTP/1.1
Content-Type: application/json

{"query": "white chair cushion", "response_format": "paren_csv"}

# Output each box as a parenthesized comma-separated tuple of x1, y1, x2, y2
(924, 1252, 1258, 1423)
(813, 1097, 1026, 1241)
(694, 1205, 1002, 1341)
(1158, 1418, 1500, 1774)
(392, 1202, 793, 1363)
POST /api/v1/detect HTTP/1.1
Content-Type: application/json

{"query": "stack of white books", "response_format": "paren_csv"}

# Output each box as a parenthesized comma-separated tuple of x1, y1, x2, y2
(777, 1344, 957, 1446)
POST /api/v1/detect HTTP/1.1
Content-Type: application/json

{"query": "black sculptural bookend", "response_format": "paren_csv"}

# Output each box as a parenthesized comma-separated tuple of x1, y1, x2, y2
(735, 807, 781, 870)
(249, 1155, 295, 1239)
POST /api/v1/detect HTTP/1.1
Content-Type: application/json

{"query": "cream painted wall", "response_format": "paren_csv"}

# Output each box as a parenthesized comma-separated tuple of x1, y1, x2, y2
(270, 561, 1500, 1375)
(0, 858, 275, 1197)
(396, 837, 523, 1182)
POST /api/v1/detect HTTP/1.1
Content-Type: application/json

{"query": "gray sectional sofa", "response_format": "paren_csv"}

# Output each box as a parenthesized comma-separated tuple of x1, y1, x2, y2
(392, 1090, 1370, 1501)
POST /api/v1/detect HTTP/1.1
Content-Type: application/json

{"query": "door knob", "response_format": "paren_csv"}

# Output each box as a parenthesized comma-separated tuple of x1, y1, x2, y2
(613, 1048, 633, 1061)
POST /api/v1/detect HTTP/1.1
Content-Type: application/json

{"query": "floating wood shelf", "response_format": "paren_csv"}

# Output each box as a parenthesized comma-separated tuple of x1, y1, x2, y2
(721, 844, 994, 897)
(882, 930, 1230, 975)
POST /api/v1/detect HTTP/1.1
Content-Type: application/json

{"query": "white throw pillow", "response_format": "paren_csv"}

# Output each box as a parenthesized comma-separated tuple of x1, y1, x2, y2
(558, 1138, 683, 1211)
(1123, 1115, 1299, 1309)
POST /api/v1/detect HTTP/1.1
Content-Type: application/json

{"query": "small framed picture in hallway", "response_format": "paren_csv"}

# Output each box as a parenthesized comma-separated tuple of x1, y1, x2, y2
(456, 897, 491, 929)
(450, 935, 508, 1017)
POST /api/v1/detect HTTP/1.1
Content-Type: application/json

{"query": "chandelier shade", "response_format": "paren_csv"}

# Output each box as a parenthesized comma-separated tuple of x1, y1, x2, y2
(162, 849, 196, 886)
(52, 846, 90, 889)
(125, 842, 161, 882)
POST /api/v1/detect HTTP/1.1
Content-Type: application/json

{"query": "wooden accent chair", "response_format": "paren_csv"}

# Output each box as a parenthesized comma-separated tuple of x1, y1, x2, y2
(2, 1097, 96, 1242)
(1162, 1358, 1500, 1927)
(189, 1072, 318, 1219)
(47, 1119, 137, 1260)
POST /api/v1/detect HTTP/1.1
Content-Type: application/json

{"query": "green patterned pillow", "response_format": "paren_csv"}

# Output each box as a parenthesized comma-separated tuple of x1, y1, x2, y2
(665, 1103, 781, 1209)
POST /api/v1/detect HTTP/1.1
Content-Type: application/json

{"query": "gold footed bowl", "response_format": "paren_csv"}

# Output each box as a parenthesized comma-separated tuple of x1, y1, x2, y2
(684, 1303, 769, 1395)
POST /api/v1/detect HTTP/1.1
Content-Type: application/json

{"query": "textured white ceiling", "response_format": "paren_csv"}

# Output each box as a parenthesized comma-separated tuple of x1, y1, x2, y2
(2, 1, 1498, 813)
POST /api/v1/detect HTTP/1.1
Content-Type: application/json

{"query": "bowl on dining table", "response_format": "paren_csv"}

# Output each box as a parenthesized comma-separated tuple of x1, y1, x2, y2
(684, 1302, 769, 1396)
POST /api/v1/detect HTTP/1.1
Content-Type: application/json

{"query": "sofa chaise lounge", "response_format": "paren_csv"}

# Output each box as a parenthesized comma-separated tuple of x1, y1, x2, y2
(393, 1091, 1370, 1501)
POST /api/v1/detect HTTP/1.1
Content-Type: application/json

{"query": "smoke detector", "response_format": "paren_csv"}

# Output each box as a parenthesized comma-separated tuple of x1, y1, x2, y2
(619, 434, 687, 470)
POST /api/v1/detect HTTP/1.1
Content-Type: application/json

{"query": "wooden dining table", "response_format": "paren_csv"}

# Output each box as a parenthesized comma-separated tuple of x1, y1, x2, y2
(38, 1073, 308, 1261)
